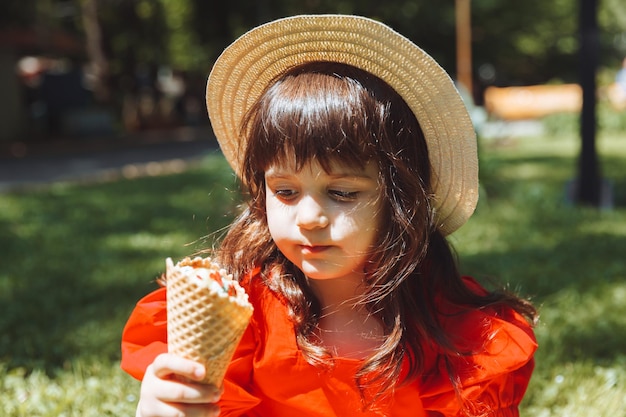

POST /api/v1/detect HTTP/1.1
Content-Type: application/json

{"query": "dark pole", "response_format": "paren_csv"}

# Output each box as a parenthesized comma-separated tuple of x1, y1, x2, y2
(576, 0, 601, 206)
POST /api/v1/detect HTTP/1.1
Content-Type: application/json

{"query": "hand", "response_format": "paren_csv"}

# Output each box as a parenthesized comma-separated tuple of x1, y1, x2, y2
(136, 353, 222, 417)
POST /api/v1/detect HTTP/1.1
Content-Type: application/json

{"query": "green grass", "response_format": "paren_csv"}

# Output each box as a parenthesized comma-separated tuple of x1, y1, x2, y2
(1, 133, 625, 416)
(0, 153, 240, 416)
(454, 132, 626, 416)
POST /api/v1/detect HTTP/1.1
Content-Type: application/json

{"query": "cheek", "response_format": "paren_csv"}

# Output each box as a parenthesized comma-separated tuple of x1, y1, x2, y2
(338, 205, 381, 246)
(357, 199, 382, 231)
(265, 198, 290, 240)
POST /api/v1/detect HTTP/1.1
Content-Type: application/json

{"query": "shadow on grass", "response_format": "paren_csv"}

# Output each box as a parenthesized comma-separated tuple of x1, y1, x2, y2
(484, 152, 626, 207)
(0, 155, 240, 373)
(462, 233, 626, 298)
(461, 230, 626, 364)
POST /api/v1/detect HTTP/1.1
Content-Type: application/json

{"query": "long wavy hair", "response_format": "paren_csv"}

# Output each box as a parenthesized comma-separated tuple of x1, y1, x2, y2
(216, 62, 537, 406)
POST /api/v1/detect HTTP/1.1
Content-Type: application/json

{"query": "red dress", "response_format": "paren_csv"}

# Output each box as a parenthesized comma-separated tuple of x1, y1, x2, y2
(121, 270, 537, 416)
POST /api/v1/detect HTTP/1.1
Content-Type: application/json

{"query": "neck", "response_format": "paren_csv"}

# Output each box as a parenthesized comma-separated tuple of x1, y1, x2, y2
(306, 274, 384, 359)
(306, 273, 366, 312)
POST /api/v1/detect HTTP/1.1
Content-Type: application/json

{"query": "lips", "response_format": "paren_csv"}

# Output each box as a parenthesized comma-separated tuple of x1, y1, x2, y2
(300, 245, 332, 255)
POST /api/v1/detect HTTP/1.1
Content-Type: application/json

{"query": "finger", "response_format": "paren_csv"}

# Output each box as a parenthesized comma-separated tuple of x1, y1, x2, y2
(170, 402, 221, 417)
(147, 378, 222, 404)
(138, 399, 220, 417)
(151, 353, 206, 381)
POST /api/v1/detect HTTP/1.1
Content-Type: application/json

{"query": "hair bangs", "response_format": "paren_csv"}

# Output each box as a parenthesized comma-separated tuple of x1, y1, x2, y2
(243, 63, 384, 176)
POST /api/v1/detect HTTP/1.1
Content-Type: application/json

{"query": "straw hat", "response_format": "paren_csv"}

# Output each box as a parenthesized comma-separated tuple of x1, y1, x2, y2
(206, 14, 478, 235)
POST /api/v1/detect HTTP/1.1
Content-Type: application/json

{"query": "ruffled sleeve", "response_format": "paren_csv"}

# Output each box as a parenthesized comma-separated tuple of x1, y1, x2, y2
(120, 287, 168, 380)
(419, 278, 538, 417)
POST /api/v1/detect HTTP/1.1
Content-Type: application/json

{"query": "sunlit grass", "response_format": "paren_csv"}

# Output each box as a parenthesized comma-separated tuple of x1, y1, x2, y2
(1, 360, 140, 416)
(1, 133, 625, 416)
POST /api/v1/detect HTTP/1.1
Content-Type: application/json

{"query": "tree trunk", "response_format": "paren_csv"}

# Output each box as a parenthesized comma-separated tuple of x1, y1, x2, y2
(81, 0, 110, 103)
(576, 0, 601, 206)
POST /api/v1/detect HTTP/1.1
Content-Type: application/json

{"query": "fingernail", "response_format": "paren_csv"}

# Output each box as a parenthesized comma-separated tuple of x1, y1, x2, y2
(194, 365, 205, 379)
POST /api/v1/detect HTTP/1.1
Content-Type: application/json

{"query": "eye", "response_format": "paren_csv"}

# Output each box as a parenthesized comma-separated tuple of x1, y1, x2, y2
(328, 189, 359, 201)
(273, 188, 298, 201)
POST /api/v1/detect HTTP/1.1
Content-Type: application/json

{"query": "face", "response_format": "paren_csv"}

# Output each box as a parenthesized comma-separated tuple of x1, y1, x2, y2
(265, 157, 382, 283)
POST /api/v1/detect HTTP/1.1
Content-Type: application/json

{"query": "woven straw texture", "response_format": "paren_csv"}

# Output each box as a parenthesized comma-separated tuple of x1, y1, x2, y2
(166, 258, 252, 386)
(206, 14, 478, 235)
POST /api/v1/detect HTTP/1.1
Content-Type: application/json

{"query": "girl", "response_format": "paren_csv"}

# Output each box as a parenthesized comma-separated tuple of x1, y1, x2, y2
(121, 15, 538, 417)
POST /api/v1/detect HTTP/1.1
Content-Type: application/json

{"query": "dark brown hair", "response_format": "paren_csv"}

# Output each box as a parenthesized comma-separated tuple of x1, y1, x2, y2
(216, 62, 537, 407)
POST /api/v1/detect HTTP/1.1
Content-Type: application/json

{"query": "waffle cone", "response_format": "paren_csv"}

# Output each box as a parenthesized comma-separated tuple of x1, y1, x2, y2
(166, 257, 253, 386)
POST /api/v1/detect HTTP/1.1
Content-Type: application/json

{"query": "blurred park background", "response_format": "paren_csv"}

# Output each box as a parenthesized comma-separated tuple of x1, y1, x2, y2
(1, 0, 626, 147)
(1, 1, 626, 416)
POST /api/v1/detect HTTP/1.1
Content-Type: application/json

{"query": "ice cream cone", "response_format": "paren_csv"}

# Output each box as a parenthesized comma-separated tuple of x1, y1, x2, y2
(166, 257, 253, 386)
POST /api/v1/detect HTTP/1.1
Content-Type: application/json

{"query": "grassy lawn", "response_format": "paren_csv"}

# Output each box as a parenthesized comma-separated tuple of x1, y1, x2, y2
(454, 130, 626, 416)
(1, 130, 625, 416)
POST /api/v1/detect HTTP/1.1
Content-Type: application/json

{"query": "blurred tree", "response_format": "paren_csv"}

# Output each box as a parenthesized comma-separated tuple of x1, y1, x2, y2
(2, 0, 626, 106)
(472, 0, 578, 86)
(160, 0, 208, 72)
(96, 0, 168, 97)
(599, 0, 626, 64)
(81, 0, 109, 102)
(577, 0, 602, 207)
(0, 1, 38, 28)
(171, 0, 626, 88)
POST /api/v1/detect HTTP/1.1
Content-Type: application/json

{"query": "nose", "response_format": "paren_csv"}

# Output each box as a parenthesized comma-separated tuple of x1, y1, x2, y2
(296, 195, 329, 230)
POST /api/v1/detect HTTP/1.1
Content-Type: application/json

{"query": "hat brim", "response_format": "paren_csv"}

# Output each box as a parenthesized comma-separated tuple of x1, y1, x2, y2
(206, 14, 478, 235)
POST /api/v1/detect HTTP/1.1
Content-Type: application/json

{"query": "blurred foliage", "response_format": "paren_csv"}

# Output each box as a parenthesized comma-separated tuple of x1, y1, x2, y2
(541, 102, 626, 137)
(2, 0, 626, 86)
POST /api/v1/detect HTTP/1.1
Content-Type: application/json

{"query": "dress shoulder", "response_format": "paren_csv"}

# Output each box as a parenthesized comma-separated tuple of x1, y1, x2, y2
(419, 277, 538, 416)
